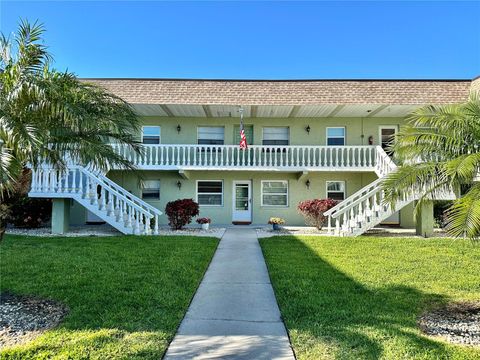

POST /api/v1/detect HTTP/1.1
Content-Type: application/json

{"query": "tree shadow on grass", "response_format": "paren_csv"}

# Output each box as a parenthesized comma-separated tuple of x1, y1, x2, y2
(261, 237, 472, 359)
(0, 234, 218, 359)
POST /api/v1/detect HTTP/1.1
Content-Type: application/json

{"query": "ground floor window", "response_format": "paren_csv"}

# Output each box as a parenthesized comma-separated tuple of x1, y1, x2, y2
(197, 180, 223, 206)
(261, 181, 288, 206)
(142, 180, 160, 200)
(326, 181, 345, 201)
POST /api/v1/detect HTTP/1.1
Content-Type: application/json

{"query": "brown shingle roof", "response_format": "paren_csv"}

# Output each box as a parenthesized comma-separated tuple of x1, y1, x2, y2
(82, 78, 474, 106)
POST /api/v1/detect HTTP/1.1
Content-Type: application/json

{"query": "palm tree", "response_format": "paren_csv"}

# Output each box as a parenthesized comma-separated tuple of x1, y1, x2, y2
(0, 20, 141, 239)
(382, 92, 480, 240)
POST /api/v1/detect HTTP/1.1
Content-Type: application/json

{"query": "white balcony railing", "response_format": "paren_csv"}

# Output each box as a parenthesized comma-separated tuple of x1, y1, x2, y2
(111, 144, 385, 171)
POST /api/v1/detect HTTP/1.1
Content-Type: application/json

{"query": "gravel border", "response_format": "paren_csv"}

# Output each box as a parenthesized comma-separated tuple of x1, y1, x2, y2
(257, 226, 330, 238)
(419, 302, 480, 346)
(256, 226, 452, 239)
(5, 225, 226, 239)
(0, 292, 68, 348)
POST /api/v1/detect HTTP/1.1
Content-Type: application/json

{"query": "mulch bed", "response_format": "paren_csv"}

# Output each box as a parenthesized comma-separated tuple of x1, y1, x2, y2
(419, 301, 480, 346)
(0, 292, 68, 348)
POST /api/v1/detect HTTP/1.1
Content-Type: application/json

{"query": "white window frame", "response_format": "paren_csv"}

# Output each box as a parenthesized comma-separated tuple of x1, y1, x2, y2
(326, 127, 346, 146)
(326, 181, 346, 200)
(261, 180, 289, 207)
(197, 126, 225, 145)
(141, 126, 161, 144)
(141, 180, 161, 200)
(196, 180, 224, 207)
(262, 127, 290, 146)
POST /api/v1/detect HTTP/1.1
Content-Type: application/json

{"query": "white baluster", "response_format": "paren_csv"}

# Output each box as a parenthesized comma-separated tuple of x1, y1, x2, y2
(84, 176, 90, 199)
(92, 182, 99, 207)
(154, 214, 159, 235)
(70, 169, 76, 193)
(134, 209, 141, 235)
(100, 188, 107, 211)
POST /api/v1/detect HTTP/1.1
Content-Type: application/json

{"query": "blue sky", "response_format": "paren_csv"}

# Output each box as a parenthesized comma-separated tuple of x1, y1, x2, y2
(1, 1, 479, 79)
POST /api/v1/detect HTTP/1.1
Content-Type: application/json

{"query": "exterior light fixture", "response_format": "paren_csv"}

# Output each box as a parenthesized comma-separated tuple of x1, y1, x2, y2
(176, 124, 181, 133)
(305, 179, 310, 189)
(176, 180, 182, 190)
(305, 125, 311, 133)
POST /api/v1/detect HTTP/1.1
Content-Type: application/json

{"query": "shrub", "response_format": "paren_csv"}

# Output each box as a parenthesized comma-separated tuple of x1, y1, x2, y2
(196, 217, 211, 225)
(268, 217, 285, 225)
(434, 200, 453, 228)
(297, 198, 337, 230)
(165, 199, 200, 230)
(9, 197, 52, 228)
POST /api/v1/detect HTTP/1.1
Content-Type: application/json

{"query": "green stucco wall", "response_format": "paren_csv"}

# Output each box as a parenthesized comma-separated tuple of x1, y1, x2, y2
(139, 116, 406, 147)
(69, 115, 418, 228)
(97, 169, 413, 227)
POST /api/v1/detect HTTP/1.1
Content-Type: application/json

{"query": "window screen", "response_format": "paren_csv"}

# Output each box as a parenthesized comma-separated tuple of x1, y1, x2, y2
(197, 127, 225, 145)
(262, 181, 288, 206)
(262, 127, 289, 146)
(327, 127, 345, 146)
(197, 181, 223, 206)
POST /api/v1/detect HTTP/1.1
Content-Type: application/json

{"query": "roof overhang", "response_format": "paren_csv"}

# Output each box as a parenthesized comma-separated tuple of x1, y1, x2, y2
(132, 103, 421, 118)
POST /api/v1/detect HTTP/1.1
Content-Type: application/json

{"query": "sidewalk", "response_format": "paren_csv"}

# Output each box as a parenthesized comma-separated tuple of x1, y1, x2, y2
(163, 227, 295, 360)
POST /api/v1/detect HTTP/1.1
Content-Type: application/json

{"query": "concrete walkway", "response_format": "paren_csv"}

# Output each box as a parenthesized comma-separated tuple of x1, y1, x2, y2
(164, 228, 295, 360)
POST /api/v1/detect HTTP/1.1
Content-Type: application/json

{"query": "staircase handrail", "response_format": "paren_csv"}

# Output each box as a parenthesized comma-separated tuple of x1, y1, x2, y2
(324, 146, 397, 218)
(85, 167, 162, 216)
(324, 178, 384, 217)
(75, 167, 155, 219)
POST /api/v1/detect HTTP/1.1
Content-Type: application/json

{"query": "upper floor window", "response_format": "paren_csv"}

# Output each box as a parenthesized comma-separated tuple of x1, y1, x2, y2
(142, 126, 161, 144)
(142, 180, 160, 200)
(326, 181, 345, 201)
(197, 127, 224, 145)
(197, 180, 223, 206)
(327, 127, 345, 146)
(262, 127, 289, 146)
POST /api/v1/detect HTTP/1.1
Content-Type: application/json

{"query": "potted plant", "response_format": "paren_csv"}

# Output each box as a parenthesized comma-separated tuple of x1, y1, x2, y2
(268, 217, 285, 231)
(196, 217, 211, 230)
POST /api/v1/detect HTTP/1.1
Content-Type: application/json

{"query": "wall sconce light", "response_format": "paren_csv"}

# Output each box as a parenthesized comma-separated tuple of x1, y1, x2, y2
(176, 180, 182, 190)
(176, 124, 181, 133)
(305, 125, 311, 134)
(368, 135, 374, 145)
(305, 179, 311, 189)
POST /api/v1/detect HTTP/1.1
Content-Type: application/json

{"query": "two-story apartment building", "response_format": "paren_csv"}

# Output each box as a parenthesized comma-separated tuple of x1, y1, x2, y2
(29, 78, 479, 236)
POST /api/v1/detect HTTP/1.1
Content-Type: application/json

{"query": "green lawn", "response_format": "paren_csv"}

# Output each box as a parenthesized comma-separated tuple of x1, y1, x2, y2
(0, 234, 218, 359)
(260, 236, 480, 360)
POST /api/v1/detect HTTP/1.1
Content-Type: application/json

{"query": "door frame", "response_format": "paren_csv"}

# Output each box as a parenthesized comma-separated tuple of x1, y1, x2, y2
(378, 125, 399, 148)
(379, 125, 400, 225)
(232, 180, 252, 224)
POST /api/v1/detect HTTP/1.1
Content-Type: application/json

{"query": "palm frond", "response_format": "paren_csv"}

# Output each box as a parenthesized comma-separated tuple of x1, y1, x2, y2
(445, 183, 480, 240)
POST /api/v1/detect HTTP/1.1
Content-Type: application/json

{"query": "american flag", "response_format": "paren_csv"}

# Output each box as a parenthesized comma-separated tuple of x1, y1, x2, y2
(239, 109, 248, 149)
